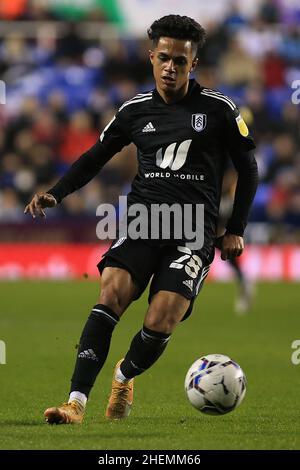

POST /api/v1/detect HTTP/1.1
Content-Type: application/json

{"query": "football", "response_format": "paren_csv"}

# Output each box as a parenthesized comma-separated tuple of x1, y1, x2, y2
(184, 354, 246, 415)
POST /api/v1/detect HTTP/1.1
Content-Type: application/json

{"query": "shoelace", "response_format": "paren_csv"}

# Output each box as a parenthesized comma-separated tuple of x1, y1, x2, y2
(110, 384, 131, 412)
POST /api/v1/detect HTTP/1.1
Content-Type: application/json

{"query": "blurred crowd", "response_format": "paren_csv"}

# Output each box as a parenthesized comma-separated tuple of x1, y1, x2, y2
(0, 0, 300, 243)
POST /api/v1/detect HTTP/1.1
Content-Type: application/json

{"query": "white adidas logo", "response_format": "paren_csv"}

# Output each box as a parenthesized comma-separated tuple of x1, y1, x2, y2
(142, 122, 156, 133)
(183, 279, 194, 292)
(78, 349, 98, 361)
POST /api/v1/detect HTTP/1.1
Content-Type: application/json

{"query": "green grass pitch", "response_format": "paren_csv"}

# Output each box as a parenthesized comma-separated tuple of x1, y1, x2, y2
(0, 280, 300, 450)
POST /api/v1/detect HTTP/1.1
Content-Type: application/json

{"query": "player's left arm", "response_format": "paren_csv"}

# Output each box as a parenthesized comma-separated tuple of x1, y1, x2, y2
(220, 107, 258, 260)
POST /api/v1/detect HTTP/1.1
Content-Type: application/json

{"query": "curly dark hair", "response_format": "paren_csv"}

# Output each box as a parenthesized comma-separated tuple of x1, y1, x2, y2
(148, 15, 206, 55)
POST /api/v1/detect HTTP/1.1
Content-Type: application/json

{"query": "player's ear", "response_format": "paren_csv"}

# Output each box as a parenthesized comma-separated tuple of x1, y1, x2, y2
(149, 50, 155, 64)
(190, 57, 198, 72)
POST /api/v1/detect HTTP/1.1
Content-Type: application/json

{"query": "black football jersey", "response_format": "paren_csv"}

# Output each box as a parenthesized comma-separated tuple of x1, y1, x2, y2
(99, 79, 255, 260)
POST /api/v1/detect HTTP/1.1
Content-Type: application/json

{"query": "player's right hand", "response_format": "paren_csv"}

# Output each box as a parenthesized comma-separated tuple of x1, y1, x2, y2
(24, 193, 57, 218)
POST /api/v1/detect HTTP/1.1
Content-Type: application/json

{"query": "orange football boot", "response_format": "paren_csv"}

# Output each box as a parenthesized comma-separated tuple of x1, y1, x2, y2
(105, 359, 134, 420)
(44, 401, 85, 424)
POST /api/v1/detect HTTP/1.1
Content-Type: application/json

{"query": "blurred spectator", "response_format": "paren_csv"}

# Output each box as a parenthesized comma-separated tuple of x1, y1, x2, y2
(47, 91, 68, 123)
(34, 24, 57, 66)
(262, 51, 286, 88)
(59, 111, 99, 163)
(27, 0, 56, 21)
(56, 23, 86, 63)
(0, 153, 24, 189)
(237, 17, 282, 59)
(244, 83, 273, 140)
(266, 169, 298, 222)
(259, 0, 281, 24)
(0, 188, 23, 221)
(280, 102, 300, 139)
(280, 24, 300, 65)
(223, 2, 248, 31)
(0, 32, 34, 82)
(200, 22, 229, 67)
(28, 144, 56, 185)
(264, 134, 296, 183)
(219, 37, 262, 86)
(33, 109, 61, 144)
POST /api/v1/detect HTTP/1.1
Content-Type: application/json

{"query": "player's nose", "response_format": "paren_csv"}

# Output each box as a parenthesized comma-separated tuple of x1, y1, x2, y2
(165, 60, 176, 72)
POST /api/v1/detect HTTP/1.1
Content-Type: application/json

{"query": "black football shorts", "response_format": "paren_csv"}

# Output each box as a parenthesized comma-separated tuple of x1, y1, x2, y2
(97, 237, 212, 321)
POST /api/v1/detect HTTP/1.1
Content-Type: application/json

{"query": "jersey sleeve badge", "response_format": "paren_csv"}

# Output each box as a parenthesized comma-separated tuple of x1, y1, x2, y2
(236, 114, 249, 137)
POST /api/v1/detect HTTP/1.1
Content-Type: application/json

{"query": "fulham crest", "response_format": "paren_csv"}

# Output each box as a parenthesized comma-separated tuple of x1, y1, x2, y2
(191, 114, 207, 132)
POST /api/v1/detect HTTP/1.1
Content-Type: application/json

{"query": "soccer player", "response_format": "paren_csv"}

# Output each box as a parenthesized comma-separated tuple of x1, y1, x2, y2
(228, 256, 255, 314)
(24, 15, 258, 424)
(218, 187, 255, 314)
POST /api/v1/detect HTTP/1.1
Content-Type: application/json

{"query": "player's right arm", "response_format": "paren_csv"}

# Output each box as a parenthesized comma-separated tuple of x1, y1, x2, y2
(24, 111, 132, 218)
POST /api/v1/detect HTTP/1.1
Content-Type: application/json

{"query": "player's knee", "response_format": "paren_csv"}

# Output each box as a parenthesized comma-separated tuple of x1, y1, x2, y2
(145, 292, 190, 333)
(98, 275, 127, 315)
(99, 284, 125, 316)
(145, 306, 185, 333)
(145, 314, 179, 333)
(98, 267, 136, 316)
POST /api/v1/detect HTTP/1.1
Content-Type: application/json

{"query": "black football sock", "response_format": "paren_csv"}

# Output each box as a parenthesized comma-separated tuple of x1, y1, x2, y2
(120, 326, 171, 379)
(70, 304, 119, 397)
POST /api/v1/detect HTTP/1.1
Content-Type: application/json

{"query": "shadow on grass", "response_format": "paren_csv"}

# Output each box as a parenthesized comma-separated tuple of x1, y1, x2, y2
(1, 420, 43, 426)
(79, 432, 160, 440)
(0, 420, 163, 441)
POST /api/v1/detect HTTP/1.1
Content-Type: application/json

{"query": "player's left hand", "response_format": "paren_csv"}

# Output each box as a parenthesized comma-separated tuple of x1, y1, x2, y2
(219, 233, 244, 260)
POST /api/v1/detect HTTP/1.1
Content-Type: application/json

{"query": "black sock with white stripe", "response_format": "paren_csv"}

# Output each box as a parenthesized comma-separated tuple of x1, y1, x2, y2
(70, 304, 119, 397)
(120, 326, 171, 379)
